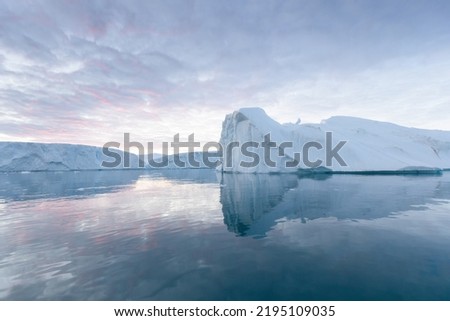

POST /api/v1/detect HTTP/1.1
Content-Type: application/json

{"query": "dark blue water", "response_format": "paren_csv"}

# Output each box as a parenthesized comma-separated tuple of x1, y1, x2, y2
(0, 169, 450, 300)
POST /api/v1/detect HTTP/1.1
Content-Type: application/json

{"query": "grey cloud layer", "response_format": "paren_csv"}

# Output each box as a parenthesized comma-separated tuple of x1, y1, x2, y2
(1, 0, 450, 145)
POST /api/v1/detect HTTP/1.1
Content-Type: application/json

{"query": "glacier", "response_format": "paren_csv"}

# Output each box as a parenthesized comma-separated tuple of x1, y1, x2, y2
(219, 108, 450, 173)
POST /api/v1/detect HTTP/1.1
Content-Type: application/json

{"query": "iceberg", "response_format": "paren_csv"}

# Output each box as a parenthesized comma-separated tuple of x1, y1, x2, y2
(219, 108, 450, 173)
(2, 108, 449, 173)
(0, 142, 144, 171)
(0, 142, 217, 172)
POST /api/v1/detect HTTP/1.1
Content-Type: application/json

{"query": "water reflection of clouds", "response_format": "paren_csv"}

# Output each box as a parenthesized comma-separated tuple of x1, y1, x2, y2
(0, 169, 220, 202)
(1, 170, 450, 300)
(0, 170, 223, 300)
(0, 171, 142, 202)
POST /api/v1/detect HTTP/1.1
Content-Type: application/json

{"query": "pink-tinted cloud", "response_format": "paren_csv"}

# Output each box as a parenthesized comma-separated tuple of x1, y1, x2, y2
(1, 0, 450, 148)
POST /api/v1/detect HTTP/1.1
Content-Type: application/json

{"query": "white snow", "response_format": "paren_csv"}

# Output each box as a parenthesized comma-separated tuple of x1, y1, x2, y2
(0, 142, 217, 172)
(0, 142, 143, 171)
(2, 108, 449, 173)
(219, 107, 450, 173)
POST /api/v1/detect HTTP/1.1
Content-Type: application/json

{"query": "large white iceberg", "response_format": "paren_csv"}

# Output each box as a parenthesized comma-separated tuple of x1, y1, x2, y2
(2, 108, 449, 173)
(219, 108, 450, 173)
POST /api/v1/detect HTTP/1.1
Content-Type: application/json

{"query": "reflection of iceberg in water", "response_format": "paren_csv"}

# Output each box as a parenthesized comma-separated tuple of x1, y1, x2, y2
(0, 169, 220, 202)
(220, 173, 450, 237)
(0, 171, 143, 202)
(220, 174, 298, 236)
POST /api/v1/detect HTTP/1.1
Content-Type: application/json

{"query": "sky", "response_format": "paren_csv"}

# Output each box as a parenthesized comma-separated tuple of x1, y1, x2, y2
(1, 0, 450, 150)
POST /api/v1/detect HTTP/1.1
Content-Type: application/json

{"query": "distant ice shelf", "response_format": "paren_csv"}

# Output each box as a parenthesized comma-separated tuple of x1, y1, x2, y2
(0, 142, 143, 171)
(0, 142, 218, 172)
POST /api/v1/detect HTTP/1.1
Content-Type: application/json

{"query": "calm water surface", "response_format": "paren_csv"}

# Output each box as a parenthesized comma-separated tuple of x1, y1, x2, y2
(0, 169, 450, 300)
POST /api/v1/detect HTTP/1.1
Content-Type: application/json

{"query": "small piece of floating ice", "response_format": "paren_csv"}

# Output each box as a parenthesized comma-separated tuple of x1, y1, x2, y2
(218, 107, 450, 174)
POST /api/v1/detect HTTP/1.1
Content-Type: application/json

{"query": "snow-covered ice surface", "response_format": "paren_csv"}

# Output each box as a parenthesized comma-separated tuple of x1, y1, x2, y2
(0, 142, 144, 171)
(219, 108, 450, 173)
(0, 142, 216, 172)
(2, 108, 449, 173)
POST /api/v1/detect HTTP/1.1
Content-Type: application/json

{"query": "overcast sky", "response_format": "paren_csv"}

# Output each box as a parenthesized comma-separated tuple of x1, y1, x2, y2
(1, 0, 450, 148)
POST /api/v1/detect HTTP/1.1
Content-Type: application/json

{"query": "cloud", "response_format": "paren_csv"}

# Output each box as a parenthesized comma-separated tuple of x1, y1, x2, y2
(0, 0, 450, 147)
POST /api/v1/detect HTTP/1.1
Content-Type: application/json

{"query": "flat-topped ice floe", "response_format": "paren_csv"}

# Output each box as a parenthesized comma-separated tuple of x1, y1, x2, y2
(219, 107, 450, 173)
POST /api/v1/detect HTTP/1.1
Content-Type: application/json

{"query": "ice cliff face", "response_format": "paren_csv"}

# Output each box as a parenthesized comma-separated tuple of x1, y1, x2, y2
(219, 108, 450, 173)
(219, 108, 299, 173)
